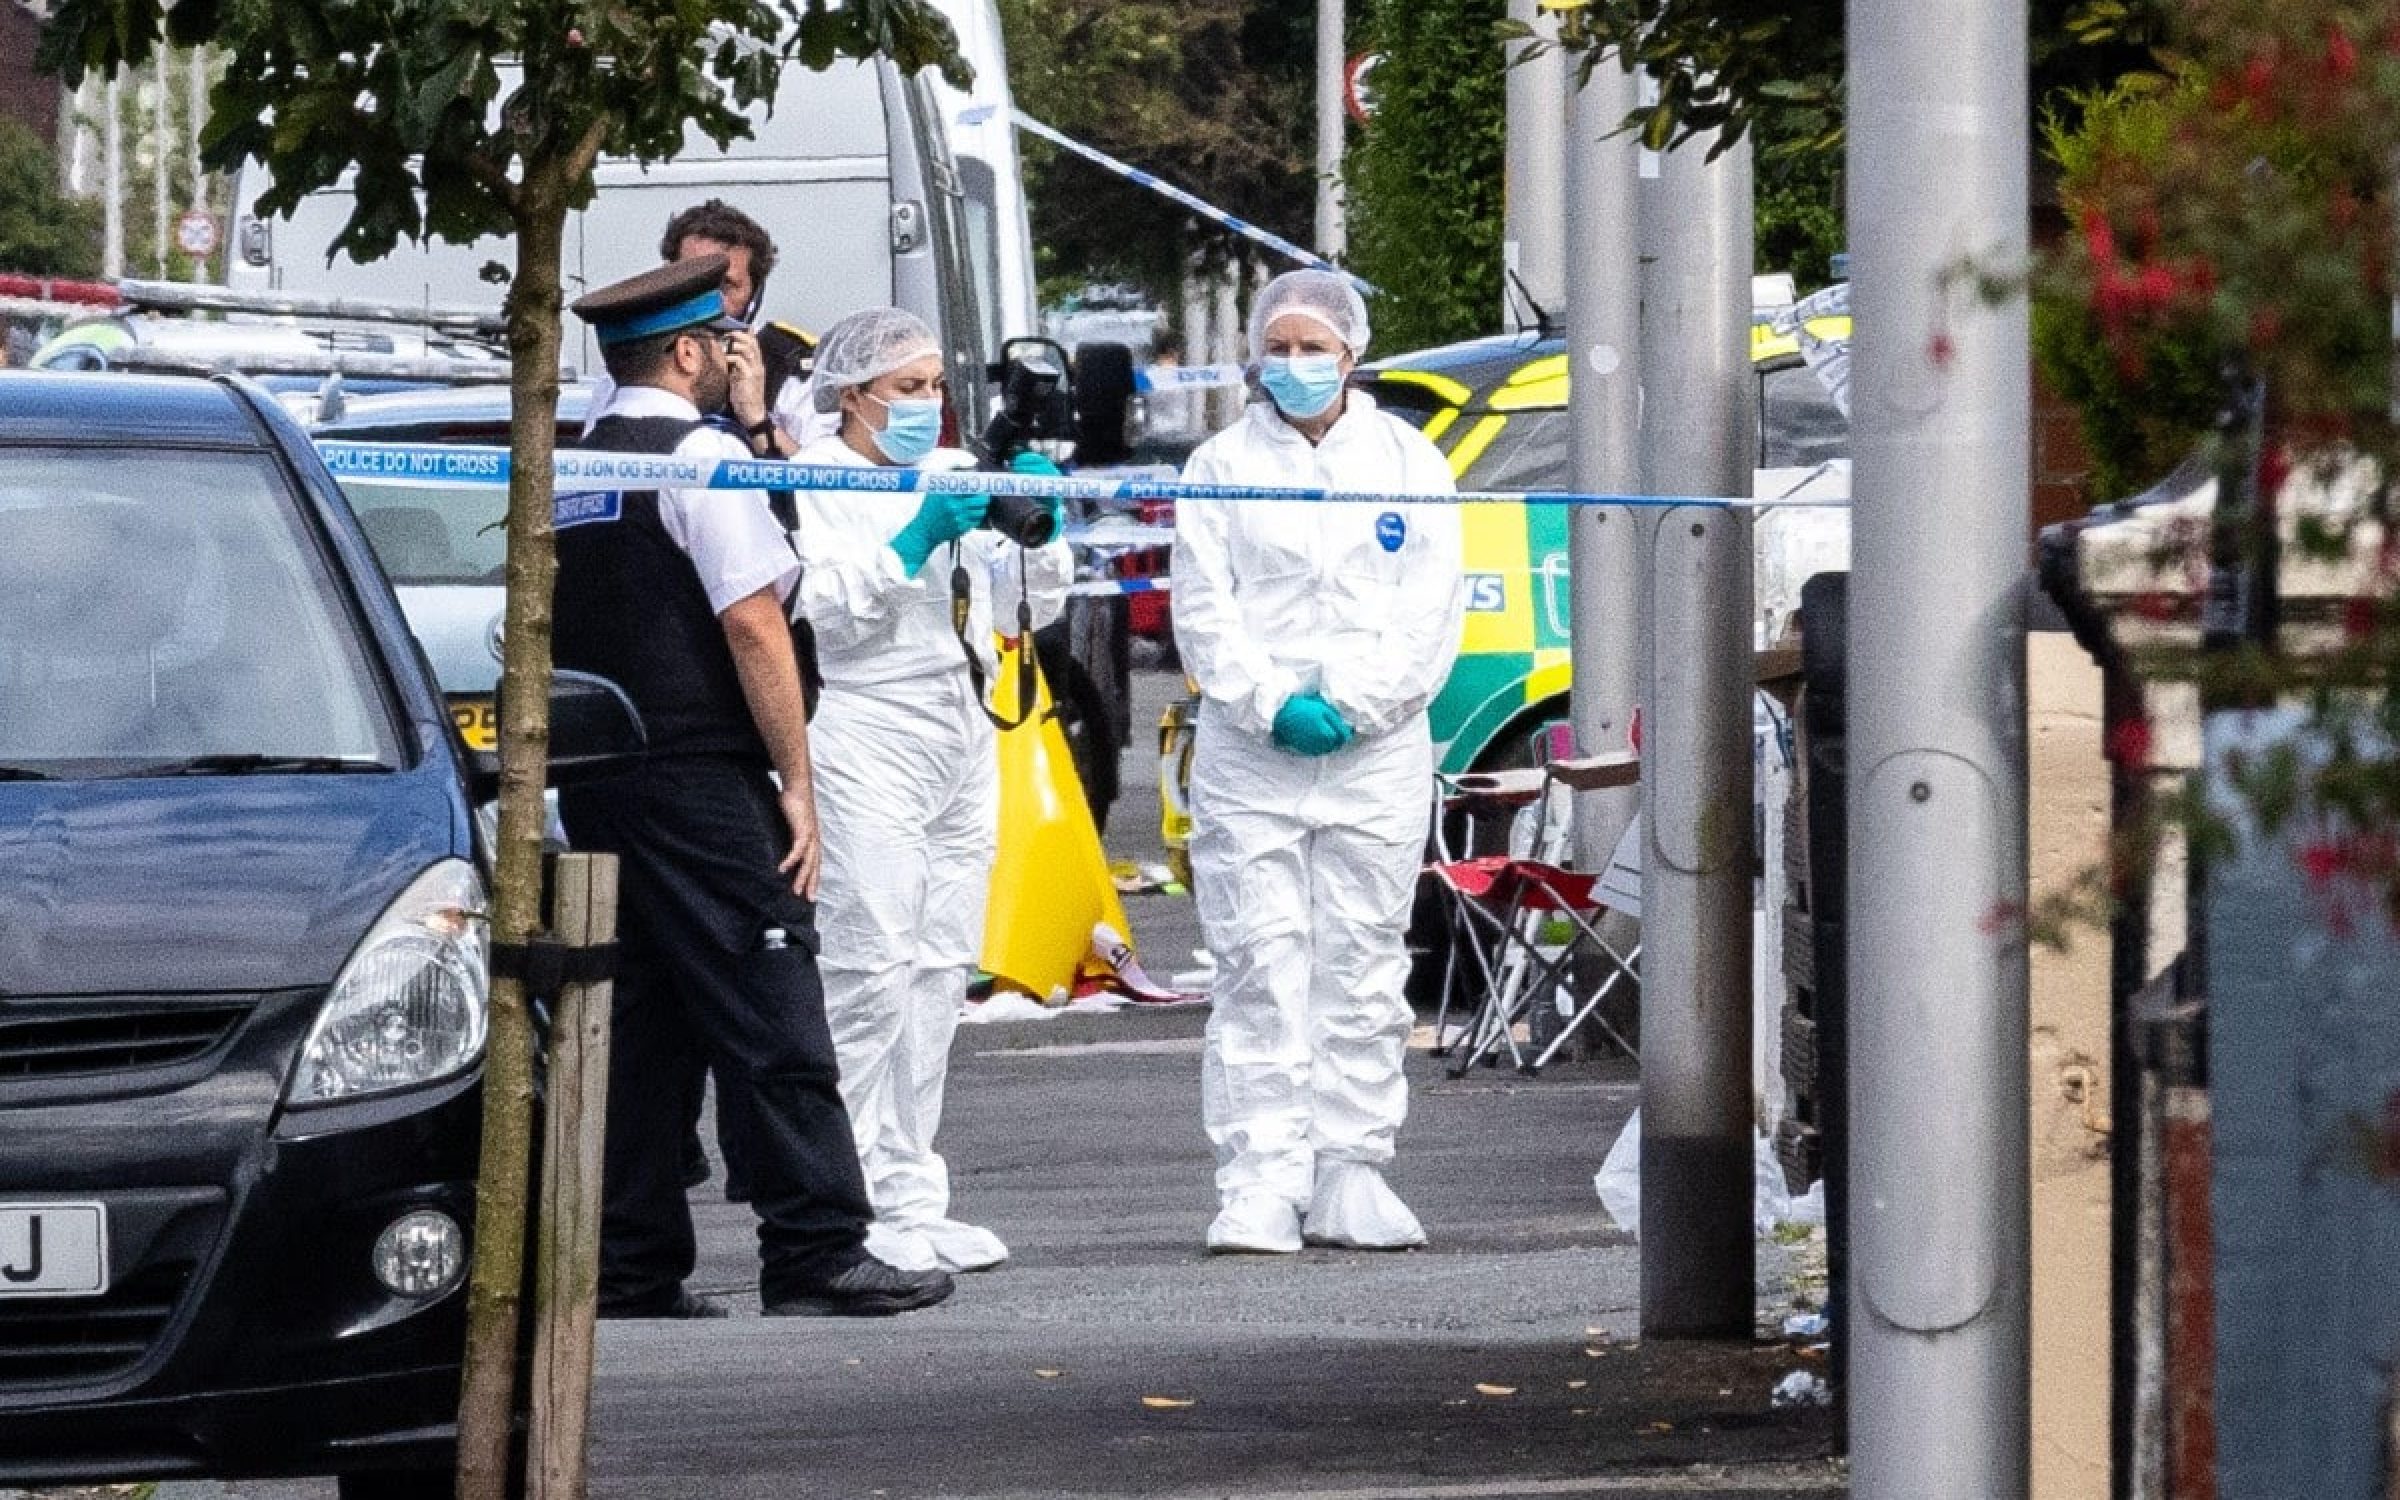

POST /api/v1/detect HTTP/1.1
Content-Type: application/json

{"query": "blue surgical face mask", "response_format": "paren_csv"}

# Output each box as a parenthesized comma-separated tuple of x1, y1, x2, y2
(867, 394, 944, 465)
(1260, 352, 1347, 420)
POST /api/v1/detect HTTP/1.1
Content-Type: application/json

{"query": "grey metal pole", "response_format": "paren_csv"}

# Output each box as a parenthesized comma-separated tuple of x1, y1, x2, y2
(1315, 0, 1347, 259)
(1637, 125, 1757, 1342)
(187, 50, 209, 282)
(1180, 253, 1212, 441)
(1565, 53, 1642, 875)
(64, 78, 97, 197)
(188, 49, 207, 202)
(1847, 0, 2030, 1488)
(153, 64, 171, 276)
(1211, 257, 1244, 430)
(56, 77, 79, 192)
(1502, 0, 1567, 328)
(103, 76, 124, 279)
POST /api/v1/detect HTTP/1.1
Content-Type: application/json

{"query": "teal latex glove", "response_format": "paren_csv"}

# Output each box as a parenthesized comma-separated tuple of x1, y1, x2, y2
(891, 491, 989, 575)
(1009, 450, 1068, 542)
(1271, 692, 1353, 756)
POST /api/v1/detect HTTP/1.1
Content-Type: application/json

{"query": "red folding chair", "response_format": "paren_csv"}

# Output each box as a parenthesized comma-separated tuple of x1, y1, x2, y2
(1422, 766, 1546, 1058)
(1426, 753, 1642, 1078)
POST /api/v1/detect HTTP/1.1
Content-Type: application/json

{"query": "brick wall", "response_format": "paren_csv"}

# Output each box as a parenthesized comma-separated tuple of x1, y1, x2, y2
(0, 5, 60, 147)
(2034, 357, 2097, 532)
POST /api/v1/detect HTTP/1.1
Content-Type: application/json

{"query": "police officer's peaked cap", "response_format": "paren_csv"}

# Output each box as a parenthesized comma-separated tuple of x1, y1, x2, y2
(571, 253, 746, 347)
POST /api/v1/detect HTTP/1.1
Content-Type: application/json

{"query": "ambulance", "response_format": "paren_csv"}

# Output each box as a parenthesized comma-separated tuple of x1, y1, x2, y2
(1340, 315, 1848, 774)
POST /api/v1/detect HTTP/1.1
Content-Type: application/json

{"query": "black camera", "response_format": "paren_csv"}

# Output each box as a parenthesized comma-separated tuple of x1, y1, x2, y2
(976, 338, 1075, 548)
(983, 492, 1058, 548)
(984, 338, 1075, 455)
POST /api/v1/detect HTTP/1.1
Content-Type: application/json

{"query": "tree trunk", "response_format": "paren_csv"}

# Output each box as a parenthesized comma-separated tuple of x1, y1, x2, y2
(455, 163, 570, 1500)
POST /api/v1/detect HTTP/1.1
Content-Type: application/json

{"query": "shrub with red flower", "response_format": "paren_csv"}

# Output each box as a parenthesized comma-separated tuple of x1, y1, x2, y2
(2033, 0, 2400, 939)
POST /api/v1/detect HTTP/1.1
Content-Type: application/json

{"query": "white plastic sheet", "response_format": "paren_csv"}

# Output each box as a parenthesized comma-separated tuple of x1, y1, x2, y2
(1593, 1107, 1826, 1239)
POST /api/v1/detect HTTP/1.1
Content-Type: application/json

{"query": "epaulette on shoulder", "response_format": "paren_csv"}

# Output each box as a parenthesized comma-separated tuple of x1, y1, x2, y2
(759, 320, 817, 352)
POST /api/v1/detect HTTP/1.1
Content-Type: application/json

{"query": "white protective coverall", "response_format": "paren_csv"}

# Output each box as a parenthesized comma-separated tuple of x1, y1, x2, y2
(790, 436, 1072, 1272)
(1172, 389, 1466, 1249)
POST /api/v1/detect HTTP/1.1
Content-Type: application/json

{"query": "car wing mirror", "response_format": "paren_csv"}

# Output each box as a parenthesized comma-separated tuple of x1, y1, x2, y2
(465, 669, 647, 801)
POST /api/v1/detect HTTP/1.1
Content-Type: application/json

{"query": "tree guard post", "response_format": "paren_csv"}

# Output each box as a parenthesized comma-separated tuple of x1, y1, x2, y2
(527, 852, 620, 1500)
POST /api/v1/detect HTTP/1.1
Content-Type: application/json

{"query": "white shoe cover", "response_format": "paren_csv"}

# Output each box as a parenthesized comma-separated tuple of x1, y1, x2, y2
(863, 1219, 941, 1273)
(916, 1217, 1010, 1273)
(1304, 1162, 1427, 1250)
(1205, 1194, 1303, 1255)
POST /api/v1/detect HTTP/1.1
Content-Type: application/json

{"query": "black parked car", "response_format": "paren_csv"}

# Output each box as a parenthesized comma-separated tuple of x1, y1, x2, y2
(0, 371, 640, 1496)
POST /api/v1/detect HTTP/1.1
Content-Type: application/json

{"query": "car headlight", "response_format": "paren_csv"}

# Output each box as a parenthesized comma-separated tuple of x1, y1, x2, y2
(288, 859, 489, 1105)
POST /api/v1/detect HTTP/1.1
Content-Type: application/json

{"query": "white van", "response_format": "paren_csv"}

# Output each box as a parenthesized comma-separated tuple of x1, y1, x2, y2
(225, 56, 996, 408)
(924, 0, 1039, 354)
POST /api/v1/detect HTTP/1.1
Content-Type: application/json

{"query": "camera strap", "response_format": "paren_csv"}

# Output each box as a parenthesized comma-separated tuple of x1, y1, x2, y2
(951, 544, 1040, 732)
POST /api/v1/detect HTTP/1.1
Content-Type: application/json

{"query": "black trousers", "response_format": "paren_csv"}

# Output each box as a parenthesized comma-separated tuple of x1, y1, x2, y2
(561, 754, 871, 1306)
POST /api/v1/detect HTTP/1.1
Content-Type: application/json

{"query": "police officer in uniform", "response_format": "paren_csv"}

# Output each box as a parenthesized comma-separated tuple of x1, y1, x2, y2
(582, 202, 823, 1206)
(555, 256, 953, 1318)
(585, 199, 820, 460)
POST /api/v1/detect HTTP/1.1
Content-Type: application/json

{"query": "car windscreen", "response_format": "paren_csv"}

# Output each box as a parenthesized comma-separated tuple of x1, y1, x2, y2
(0, 447, 400, 775)
(1456, 409, 1573, 493)
(1442, 375, 1846, 493)
(1761, 365, 1849, 469)
(338, 479, 507, 586)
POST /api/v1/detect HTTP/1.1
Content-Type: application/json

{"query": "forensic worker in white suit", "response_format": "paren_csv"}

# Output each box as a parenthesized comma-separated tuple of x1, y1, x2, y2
(1171, 269, 1467, 1255)
(787, 308, 1073, 1273)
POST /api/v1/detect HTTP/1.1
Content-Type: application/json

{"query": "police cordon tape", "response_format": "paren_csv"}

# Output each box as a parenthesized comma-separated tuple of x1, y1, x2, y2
(1069, 576, 1172, 599)
(1011, 112, 1374, 300)
(312, 440, 1850, 514)
(1136, 361, 1250, 394)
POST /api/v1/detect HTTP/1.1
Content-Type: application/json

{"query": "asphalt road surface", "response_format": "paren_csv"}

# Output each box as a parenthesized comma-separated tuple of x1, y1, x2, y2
(96, 667, 1843, 1500)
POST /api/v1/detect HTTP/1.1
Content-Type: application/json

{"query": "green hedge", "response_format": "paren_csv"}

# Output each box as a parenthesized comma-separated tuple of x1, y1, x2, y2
(1344, 3, 1845, 356)
(0, 121, 103, 279)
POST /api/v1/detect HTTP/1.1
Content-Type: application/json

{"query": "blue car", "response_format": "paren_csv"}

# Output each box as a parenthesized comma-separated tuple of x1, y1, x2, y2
(0, 370, 638, 1496)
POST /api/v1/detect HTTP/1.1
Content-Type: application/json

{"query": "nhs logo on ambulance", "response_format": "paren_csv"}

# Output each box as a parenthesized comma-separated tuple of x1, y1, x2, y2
(1464, 573, 1508, 613)
(553, 490, 621, 529)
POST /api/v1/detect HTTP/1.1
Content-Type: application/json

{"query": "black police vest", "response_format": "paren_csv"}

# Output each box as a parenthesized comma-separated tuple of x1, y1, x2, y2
(758, 321, 813, 410)
(555, 412, 767, 763)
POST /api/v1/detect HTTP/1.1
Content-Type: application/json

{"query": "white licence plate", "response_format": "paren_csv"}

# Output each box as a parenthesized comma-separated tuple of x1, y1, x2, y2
(0, 1203, 108, 1298)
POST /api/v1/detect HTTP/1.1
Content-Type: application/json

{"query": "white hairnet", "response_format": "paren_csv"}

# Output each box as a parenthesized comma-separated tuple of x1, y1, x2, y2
(1247, 269, 1370, 362)
(812, 307, 941, 412)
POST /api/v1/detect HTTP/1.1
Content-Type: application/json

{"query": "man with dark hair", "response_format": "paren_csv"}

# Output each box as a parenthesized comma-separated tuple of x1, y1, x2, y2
(555, 255, 954, 1320)
(660, 197, 816, 455)
(658, 199, 777, 315)
(585, 199, 819, 459)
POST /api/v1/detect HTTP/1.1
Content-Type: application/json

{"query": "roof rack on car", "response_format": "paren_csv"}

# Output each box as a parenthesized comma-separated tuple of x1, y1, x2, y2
(114, 280, 509, 337)
(94, 346, 513, 383)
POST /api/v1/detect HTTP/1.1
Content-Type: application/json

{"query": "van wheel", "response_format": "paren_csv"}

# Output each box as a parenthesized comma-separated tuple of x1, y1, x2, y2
(1044, 650, 1120, 832)
(1034, 608, 1127, 833)
(1072, 342, 1137, 466)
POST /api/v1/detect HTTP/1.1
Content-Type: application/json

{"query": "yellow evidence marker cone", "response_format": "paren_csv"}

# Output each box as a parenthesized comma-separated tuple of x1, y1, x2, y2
(980, 638, 1135, 1001)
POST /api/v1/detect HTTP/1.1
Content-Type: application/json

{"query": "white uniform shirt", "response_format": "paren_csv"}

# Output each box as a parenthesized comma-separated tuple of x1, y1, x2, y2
(589, 383, 797, 614)
(787, 434, 1073, 690)
(1172, 391, 1466, 738)
(584, 364, 806, 441)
